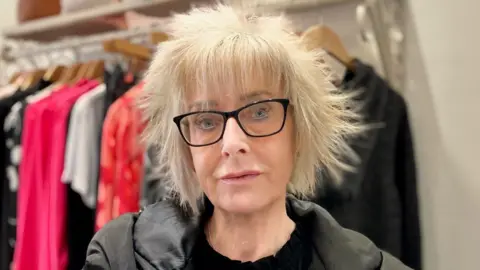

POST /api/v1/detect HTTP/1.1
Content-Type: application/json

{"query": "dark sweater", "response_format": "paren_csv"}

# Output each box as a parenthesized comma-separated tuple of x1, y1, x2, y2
(191, 223, 312, 270)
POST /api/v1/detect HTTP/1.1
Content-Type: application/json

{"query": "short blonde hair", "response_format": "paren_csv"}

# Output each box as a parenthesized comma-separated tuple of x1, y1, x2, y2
(140, 4, 363, 213)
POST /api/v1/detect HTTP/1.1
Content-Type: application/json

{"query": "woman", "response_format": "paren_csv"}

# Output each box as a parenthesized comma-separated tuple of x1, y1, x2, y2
(84, 4, 412, 270)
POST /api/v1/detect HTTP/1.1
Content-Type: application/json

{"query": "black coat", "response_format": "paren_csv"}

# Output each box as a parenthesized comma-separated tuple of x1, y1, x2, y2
(83, 196, 411, 270)
(316, 60, 421, 269)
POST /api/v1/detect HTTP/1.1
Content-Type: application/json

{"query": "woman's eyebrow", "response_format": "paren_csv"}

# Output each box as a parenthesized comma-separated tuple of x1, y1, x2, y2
(240, 90, 273, 101)
(188, 100, 218, 112)
(187, 90, 273, 111)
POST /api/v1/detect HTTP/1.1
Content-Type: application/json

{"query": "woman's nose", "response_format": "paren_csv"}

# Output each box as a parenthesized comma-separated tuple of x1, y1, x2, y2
(221, 118, 250, 157)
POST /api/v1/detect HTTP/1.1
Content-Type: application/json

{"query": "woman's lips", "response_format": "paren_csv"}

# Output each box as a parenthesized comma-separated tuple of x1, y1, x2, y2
(219, 171, 261, 183)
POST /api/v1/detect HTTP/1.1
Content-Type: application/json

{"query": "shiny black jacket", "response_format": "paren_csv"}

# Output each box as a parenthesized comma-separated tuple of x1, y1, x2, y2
(83, 197, 412, 270)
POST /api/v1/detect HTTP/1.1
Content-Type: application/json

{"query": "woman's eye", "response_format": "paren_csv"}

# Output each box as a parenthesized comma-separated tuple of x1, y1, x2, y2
(195, 118, 216, 129)
(252, 107, 269, 119)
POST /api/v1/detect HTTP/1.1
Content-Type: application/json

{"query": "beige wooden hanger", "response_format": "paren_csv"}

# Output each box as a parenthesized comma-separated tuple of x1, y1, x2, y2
(301, 25, 355, 71)
(20, 69, 45, 90)
(57, 63, 82, 85)
(103, 39, 152, 61)
(69, 61, 92, 85)
(43, 65, 66, 83)
(150, 32, 169, 45)
(86, 60, 105, 82)
(9, 72, 22, 85)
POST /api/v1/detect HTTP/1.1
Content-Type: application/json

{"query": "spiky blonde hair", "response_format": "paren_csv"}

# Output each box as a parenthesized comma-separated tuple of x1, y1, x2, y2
(139, 3, 363, 213)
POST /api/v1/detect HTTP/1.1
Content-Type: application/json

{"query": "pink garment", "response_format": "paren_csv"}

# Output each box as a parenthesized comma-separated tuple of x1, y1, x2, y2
(15, 80, 98, 270)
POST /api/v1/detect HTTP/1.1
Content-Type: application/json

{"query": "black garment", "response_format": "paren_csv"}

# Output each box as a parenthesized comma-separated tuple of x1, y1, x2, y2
(315, 59, 421, 269)
(83, 196, 411, 270)
(67, 186, 95, 270)
(64, 104, 96, 270)
(0, 79, 51, 270)
(102, 65, 137, 119)
(192, 208, 312, 270)
(140, 146, 167, 208)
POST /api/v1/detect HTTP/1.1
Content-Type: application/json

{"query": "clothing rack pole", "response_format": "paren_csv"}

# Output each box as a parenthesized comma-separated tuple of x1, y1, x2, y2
(3, 25, 165, 61)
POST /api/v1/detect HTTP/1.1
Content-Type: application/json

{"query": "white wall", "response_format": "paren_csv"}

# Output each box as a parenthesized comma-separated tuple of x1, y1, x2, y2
(0, 0, 17, 44)
(0, 0, 17, 26)
(0, 0, 18, 84)
(405, 0, 480, 269)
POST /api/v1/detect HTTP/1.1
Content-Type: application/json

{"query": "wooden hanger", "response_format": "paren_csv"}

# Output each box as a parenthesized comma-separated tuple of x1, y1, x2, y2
(103, 39, 152, 61)
(86, 60, 105, 82)
(128, 56, 149, 76)
(44, 65, 66, 82)
(58, 63, 82, 84)
(9, 72, 22, 84)
(21, 69, 45, 90)
(70, 62, 92, 85)
(150, 32, 169, 45)
(11, 72, 26, 88)
(301, 25, 355, 70)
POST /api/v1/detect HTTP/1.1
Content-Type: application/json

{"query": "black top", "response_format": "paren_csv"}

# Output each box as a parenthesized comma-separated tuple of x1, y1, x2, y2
(192, 222, 312, 270)
(0, 79, 52, 270)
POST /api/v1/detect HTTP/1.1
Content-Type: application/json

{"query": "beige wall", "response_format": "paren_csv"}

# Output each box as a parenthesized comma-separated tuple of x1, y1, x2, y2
(0, 0, 17, 44)
(405, 0, 480, 269)
(0, 0, 17, 84)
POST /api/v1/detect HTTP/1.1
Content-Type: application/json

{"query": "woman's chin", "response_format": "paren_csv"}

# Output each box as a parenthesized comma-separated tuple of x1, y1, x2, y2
(215, 194, 269, 214)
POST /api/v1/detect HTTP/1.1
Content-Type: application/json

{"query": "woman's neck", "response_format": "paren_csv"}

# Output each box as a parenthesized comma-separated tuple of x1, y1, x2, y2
(205, 198, 295, 262)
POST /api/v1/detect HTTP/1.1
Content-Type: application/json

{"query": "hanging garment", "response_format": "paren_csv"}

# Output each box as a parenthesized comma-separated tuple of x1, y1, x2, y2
(315, 59, 421, 270)
(102, 64, 136, 120)
(61, 83, 106, 270)
(0, 79, 52, 270)
(95, 83, 145, 231)
(140, 145, 167, 208)
(91, 66, 135, 219)
(62, 84, 106, 208)
(14, 80, 98, 270)
(0, 84, 18, 100)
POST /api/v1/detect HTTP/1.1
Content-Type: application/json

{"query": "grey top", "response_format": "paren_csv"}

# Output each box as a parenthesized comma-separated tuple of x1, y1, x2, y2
(62, 84, 106, 208)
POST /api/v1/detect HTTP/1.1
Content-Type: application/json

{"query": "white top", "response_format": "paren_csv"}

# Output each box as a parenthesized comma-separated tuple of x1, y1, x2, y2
(62, 84, 106, 208)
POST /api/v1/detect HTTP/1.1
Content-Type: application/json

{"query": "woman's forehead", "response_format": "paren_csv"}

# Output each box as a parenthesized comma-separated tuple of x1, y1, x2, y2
(188, 79, 282, 98)
(185, 85, 282, 111)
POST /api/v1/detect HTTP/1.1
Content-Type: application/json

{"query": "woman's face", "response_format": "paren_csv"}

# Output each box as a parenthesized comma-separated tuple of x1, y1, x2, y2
(186, 81, 296, 214)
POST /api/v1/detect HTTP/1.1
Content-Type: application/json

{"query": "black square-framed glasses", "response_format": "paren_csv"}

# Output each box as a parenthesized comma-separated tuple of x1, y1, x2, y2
(173, 98, 290, 147)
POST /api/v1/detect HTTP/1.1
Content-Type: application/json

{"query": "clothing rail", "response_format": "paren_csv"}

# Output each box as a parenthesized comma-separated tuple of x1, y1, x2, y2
(3, 0, 359, 62)
(3, 25, 167, 62)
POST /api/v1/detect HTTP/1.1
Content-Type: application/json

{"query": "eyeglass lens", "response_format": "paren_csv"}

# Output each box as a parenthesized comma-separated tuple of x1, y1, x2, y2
(179, 100, 286, 146)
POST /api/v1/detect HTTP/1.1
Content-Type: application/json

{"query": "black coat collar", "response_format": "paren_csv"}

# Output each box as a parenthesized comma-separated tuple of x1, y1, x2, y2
(132, 196, 382, 270)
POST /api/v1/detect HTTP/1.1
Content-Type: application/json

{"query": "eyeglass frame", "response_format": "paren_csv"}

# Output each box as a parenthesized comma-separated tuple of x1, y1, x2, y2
(173, 98, 290, 147)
